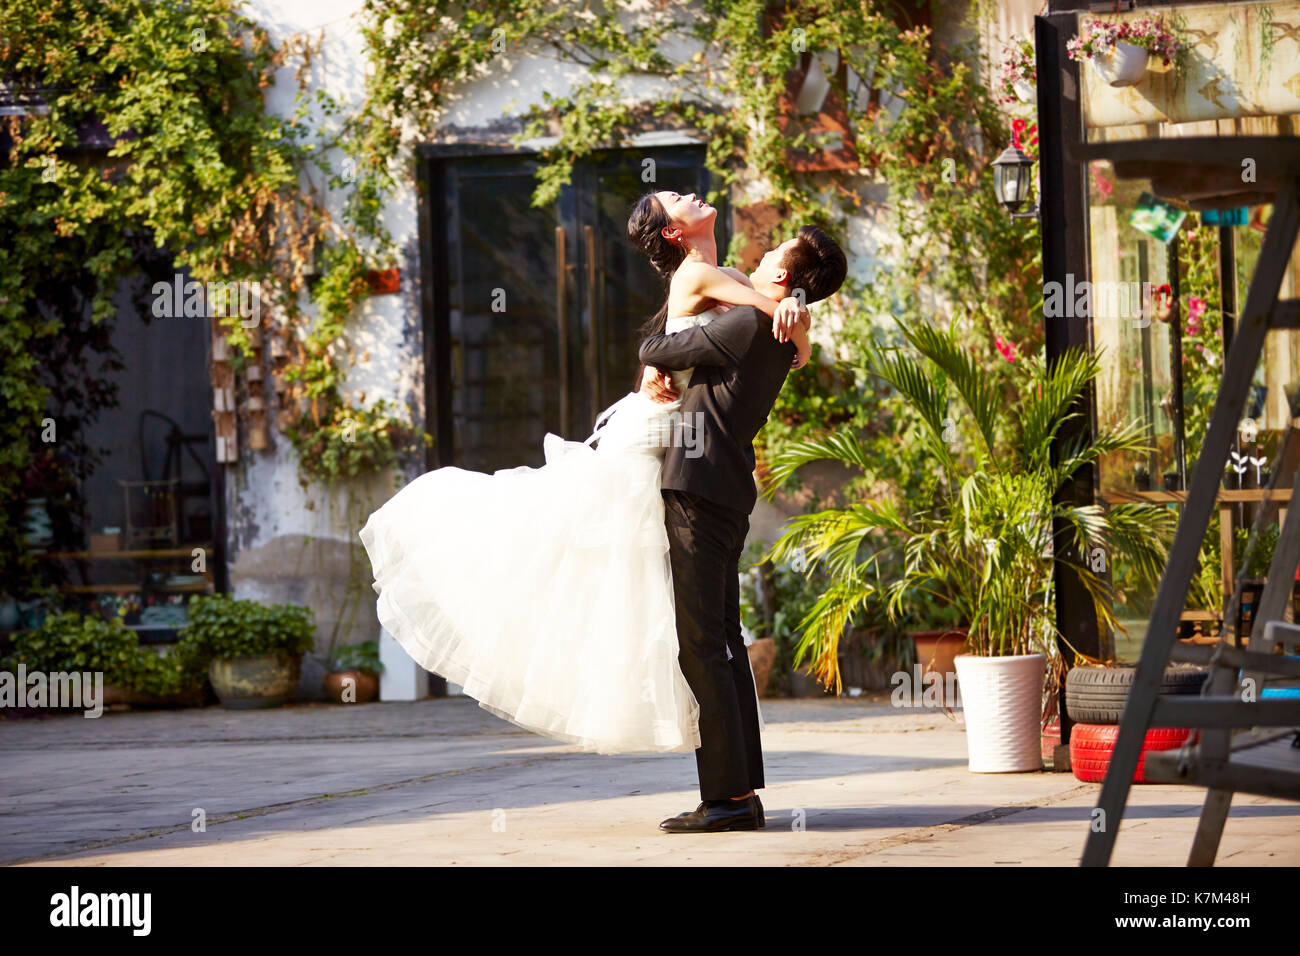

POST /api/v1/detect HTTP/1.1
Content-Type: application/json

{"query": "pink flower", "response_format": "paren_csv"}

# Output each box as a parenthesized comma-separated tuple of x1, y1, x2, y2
(994, 335, 1019, 362)
(1188, 296, 1207, 320)
(1092, 167, 1114, 199)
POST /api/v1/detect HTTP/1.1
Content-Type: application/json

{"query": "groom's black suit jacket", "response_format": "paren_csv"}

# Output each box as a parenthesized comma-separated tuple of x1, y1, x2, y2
(638, 305, 794, 515)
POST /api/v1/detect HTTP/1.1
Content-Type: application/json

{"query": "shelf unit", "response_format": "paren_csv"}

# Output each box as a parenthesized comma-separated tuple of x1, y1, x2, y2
(37, 544, 216, 598)
(1097, 488, 1296, 641)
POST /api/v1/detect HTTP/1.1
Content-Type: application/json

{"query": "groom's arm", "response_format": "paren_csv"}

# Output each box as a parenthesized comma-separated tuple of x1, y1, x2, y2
(638, 305, 762, 372)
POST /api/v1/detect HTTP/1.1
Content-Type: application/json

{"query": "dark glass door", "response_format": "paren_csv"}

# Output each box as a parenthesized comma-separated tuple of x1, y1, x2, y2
(574, 150, 723, 427)
(424, 146, 722, 473)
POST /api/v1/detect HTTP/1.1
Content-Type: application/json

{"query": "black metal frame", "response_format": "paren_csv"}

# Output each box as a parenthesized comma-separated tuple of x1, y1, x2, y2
(416, 148, 453, 469)
(1036, 9, 1102, 745)
(1036, 0, 1254, 709)
(1167, 235, 1189, 488)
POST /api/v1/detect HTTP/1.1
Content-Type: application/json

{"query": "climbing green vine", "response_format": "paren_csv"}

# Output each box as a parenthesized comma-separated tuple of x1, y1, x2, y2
(4, 0, 1038, 598)
(2, 0, 311, 592)
(0, 0, 418, 595)
(349, 0, 1040, 442)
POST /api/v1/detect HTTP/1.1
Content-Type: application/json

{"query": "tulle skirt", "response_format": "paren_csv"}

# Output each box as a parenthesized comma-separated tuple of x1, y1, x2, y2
(359, 392, 712, 754)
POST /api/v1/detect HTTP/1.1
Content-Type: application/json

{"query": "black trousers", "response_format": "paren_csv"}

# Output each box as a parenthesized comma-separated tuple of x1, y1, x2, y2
(662, 489, 765, 801)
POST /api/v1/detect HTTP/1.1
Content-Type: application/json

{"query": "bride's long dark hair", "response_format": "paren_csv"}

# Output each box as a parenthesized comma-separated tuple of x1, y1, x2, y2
(627, 191, 687, 390)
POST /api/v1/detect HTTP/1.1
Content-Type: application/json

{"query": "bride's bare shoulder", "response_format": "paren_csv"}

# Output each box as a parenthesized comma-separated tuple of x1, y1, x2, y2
(670, 260, 752, 291)
(670, 258, 715, 283)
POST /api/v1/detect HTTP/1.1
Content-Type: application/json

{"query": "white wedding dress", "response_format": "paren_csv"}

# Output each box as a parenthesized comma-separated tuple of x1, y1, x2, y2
(359, 305, 764, 754)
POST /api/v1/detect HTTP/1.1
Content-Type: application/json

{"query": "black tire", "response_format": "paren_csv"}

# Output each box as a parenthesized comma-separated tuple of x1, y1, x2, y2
(1065, 664, 1208, 724)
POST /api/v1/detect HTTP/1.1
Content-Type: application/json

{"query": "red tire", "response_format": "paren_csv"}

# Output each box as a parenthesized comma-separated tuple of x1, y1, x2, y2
(1069, 723, 1195, 784)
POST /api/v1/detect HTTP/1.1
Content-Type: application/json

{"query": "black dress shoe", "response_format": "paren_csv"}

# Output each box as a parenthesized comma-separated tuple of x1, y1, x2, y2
(753, 793, 765, 828)
(668, 801, 707, 821)
(659, 796, 762, 833)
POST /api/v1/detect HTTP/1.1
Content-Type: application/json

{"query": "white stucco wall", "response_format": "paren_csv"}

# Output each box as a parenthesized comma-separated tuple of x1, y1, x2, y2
(228, 1, 418, 696)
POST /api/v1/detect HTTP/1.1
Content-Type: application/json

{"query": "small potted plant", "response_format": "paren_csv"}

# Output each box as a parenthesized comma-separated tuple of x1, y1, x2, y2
(324, 641, 383, 703)
(1067, 16, 1181, 88)
(998, 36, 1037, 105)
(181, 595, 315, 709)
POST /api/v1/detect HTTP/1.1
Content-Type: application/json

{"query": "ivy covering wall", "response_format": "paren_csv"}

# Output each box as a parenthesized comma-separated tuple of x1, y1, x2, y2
(347, 0, 1040, 485)
(2, 0, 1040, 597)
(1, 0, 403, 596)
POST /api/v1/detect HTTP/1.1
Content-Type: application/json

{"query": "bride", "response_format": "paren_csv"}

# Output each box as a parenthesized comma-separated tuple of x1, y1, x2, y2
(358, 188, 812, 754)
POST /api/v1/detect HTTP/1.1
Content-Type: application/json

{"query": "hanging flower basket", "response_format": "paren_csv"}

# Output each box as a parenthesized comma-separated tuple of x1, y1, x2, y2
(998, 36, 1036, 105)
(1092, 41, 1149, 88)
(1067, 16, 1180, 88)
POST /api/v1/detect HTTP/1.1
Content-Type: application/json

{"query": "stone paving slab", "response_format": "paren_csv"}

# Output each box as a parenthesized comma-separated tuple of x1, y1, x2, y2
(1, 696, 1296, 866)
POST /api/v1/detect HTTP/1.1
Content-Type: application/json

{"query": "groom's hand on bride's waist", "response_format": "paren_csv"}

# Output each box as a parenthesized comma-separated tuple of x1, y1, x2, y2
(640, 365, 679, 404)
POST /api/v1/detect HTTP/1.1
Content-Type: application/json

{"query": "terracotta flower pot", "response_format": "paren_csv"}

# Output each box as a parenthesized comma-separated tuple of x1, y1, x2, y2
(101, 683, 130, 708)
(1042, 717, 1061, 762)
(910, 629, 967, 701)
(746, 638, 776, 697)
(323, 670, 379, 704)
(208, 655, 300, 709)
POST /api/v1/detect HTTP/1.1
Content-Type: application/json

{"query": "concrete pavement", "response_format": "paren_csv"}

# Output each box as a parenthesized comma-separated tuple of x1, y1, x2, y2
(1, 695, 1296, 866)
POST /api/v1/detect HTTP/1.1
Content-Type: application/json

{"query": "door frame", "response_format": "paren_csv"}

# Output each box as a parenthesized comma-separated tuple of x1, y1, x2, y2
(416, 141, 725, 471)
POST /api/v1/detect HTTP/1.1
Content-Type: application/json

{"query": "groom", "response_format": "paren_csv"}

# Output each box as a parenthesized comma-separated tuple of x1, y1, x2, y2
(638, 226, 846, 832)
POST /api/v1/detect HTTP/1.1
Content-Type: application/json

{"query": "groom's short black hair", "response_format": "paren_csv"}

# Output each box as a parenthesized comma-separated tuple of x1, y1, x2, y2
(780, 226, 846, 304)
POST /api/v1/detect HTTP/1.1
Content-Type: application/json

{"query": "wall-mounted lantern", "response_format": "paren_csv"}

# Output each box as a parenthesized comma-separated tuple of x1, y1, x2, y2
(992, 118, 1039, 220)
(992, 142, 1039, 219)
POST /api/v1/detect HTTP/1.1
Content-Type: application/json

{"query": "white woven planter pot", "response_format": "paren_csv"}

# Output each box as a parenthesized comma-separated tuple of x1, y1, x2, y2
(1091, 41, 1149, 87)
(954, 653, 1045, 772)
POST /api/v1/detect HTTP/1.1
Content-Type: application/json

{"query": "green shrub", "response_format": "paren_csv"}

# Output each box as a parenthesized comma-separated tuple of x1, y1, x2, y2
(330, 641, 383, 675)
(1, 612, 204, 697)
(130, 643, 206, 699)
(180, 595, 316, 661)
(739, 543, 836, 696)
(3, 612, 138, 681)
(765, 321, 1174, 690)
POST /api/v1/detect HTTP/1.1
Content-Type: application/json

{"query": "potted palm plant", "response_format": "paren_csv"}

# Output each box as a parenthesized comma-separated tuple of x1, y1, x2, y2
(763, 318, 1173, 771)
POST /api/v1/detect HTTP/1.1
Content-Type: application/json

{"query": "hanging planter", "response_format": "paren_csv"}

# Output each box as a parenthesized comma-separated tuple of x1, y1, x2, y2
(1067, 16, 1181, 89)
(998, 36, 1037, 106)
(1092, 42, 1149, 88)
